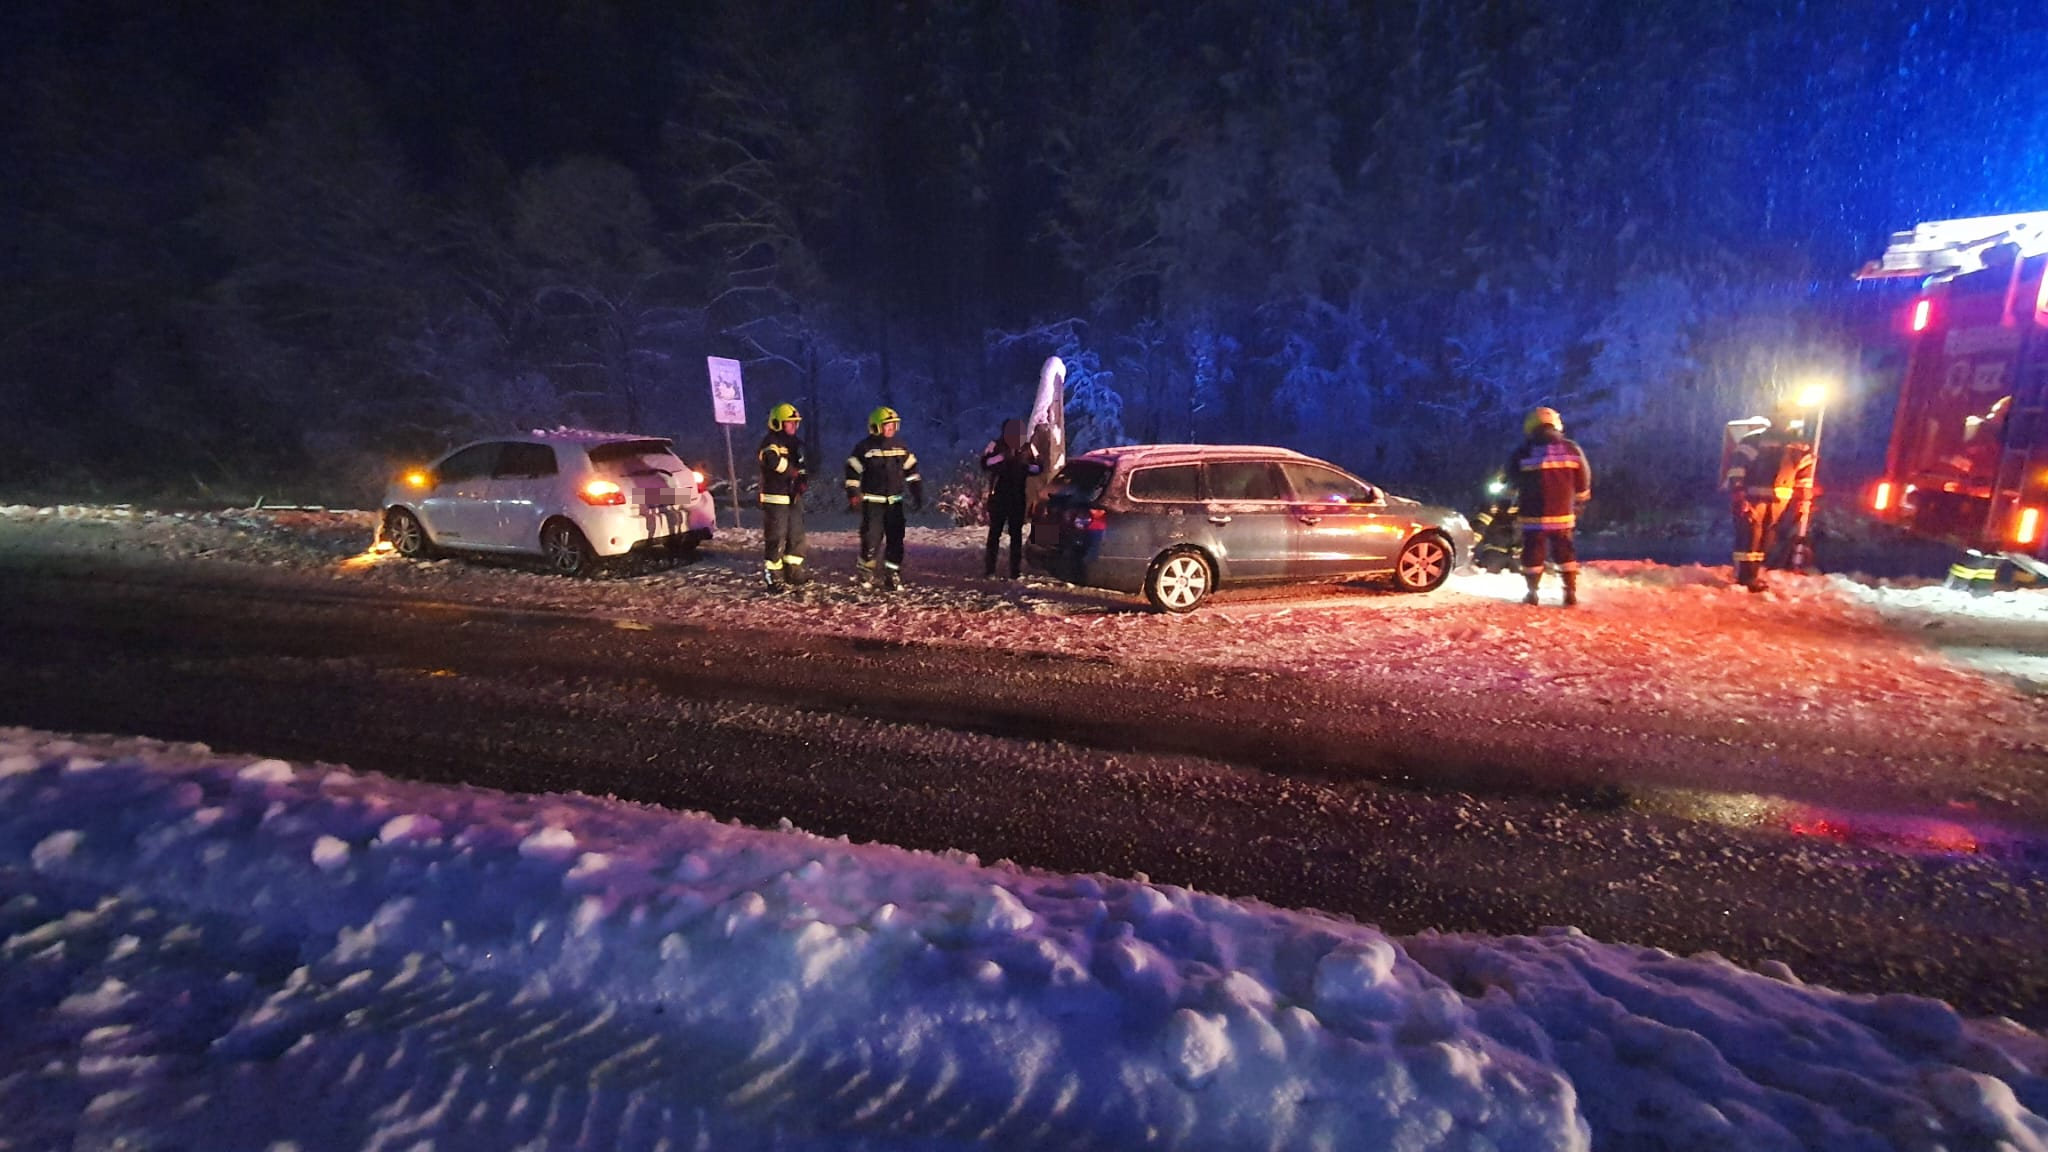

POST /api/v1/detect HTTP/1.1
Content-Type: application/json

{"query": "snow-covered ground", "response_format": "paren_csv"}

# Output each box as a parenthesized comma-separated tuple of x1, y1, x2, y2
(5, 728, 2047, 1151)
(11, 503, 2048, 771)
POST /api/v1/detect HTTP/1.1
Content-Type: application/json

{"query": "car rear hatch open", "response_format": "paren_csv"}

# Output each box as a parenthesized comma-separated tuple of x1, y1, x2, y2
(1030, 459, 1113, 548)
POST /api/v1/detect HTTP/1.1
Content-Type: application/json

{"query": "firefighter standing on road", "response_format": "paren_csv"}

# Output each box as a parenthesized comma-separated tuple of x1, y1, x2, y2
(1506, 407, 1593, 606)
(845, 406, 924, 590)
(757, 402, 808, 590)
(1725, 404, 1815, 592)
(981, 417, 1040, 579)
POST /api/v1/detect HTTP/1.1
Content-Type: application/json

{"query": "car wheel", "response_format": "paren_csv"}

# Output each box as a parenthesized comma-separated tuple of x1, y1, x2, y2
(541, 519, 595, 576)
(1145, 548, 1212, 613)
(385, 508, 434, 559)
(1393, 533, 1452, 592)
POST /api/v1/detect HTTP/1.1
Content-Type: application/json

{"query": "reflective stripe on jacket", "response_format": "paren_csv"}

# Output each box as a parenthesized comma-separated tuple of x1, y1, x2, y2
(1506, 431, 1591, 530)
(758, 430, 807, 505)
(844, 434, 924, 503)
(1727, 429, 1814, 503)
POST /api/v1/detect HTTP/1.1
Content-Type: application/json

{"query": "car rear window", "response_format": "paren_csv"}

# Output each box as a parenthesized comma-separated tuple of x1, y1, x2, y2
(588, 439, 685, 476)
(1127, 464, 1201, 502)
(1041, 461, 1112, 505)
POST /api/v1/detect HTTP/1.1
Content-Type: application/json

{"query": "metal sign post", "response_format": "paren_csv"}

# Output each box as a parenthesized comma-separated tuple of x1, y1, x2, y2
(707, 357, 747, 529)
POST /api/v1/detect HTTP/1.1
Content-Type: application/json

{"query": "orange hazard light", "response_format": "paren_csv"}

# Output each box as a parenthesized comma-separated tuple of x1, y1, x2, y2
(2017, 506, 2042, 546)
(1872, 481, 1893, 512)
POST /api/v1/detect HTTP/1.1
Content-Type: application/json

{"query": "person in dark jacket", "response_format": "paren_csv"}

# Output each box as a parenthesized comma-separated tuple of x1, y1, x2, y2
(756, 402, 808, 590)
(844, 406, 924, 590)
(980, 417, 1041, 578)
(1724, 403, 1815, 592)
(1505, 406, 1593, 606)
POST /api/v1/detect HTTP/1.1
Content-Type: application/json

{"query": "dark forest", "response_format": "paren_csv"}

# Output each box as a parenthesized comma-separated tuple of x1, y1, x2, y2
(4, 0, 2045, 515)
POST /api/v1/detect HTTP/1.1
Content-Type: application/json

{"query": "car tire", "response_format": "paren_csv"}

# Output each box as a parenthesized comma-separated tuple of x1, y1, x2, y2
(1145, 548, 1212, 614)
(541, 519, 596, 577)
(1393, 533, 1452, 592)
(385, 508, 435, 560)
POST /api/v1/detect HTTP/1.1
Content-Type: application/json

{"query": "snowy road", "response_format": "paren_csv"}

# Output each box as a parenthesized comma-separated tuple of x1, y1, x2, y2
(3, 509, 2048, 1023)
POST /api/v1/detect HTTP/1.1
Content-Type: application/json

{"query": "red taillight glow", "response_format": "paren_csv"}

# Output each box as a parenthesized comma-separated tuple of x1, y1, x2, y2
(2017, 506, 2041, 546)
(691, 469, 706, 491)
(1872, 481, 1893, 512)
(1072, 508, 1108, 531)
(579, 478, 626, 506)
(1910, 298, 1932, 332)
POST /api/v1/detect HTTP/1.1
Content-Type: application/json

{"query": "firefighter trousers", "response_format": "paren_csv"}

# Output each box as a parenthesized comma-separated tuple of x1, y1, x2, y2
(762, 502, 805, 575)
(1732, 498, 1784, 587)
(859, 501, 907, 570)
(1520, 527, 1578, 575)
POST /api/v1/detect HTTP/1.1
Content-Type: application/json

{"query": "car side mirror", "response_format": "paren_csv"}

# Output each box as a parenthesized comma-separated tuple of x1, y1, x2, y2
(1356, 486, 1380, 504)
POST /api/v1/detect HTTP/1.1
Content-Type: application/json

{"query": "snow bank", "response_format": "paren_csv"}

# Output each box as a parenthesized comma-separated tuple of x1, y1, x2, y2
(4, 729, 2045, 1150)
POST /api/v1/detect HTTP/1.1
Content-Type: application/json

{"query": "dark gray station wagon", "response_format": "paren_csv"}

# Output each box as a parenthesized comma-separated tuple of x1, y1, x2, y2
(1026, 444, 1474, 613)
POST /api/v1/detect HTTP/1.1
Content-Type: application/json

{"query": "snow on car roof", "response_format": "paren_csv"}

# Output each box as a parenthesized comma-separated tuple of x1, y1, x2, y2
(1078, 443, 1320, 466)
(521, 427, 672, 445)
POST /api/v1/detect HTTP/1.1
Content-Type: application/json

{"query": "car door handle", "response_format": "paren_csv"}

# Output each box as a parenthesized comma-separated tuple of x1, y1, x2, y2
(1207, 514, 1233, 525)
(1297, 514, 1322, 525)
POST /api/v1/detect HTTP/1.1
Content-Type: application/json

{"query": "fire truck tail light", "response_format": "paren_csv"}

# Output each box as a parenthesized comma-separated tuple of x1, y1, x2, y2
(2017, 506, 2042, 546)
(1872, 482, 1893, 512)
(1910, 298, 1933, 333)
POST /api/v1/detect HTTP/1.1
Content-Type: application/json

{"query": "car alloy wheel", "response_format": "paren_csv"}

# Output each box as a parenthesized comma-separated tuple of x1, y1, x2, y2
(385, 508, 431, 559)
(1394, 534, 1451, 592)
(1145, 548, 1211, 613)
(541, 520, 594, 576)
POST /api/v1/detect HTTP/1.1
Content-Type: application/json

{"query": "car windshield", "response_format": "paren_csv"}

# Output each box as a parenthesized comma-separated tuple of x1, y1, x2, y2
(1041, 461, 1112, 505)
(588, 440, 684, 478)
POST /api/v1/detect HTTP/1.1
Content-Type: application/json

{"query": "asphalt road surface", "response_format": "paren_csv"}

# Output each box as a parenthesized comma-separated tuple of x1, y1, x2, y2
(3, 551, 2046, 1023)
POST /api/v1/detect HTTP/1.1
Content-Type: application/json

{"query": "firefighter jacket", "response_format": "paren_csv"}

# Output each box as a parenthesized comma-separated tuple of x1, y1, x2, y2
(757, 429, 807, 505)
(1506, 429, 1592, 529)
(1726, 428, 1815, 507)
(981, 421, 1040, 506)
(845, 434, 924, 505)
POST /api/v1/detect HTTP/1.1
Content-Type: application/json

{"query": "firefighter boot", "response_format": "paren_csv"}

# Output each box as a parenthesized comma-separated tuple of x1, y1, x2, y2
(1562, 571, 1578, 607)
(761, 563, 782, 591)
(1522, 571, 1542, 607)
(855, 559, 877, 588)
(882, 564, 902, 592)
(783, 559, 808, 587)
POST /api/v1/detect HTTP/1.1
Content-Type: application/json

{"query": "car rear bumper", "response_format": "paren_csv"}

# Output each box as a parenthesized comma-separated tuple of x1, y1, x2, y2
(582, 504, 716, 557)
(1025, 540, 1146, 593)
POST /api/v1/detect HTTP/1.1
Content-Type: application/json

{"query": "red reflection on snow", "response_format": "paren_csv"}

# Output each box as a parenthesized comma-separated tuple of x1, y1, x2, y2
(1787, 811, 1980, 854)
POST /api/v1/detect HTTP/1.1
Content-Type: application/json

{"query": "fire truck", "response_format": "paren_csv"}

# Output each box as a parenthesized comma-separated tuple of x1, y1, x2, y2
(1857, 212, 2048, 582)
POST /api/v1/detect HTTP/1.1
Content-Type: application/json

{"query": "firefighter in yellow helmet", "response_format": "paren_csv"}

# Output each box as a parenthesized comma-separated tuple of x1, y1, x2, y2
(1504, 406, 1593, 606)
(844, 406, 924, 589)
(756, 402, 808, 590)
(1724, 400, 1815, 592)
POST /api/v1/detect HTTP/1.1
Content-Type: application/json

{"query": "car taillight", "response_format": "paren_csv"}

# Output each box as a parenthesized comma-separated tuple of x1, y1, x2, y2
(1071, 507, 1107, 532)
(579, 478, 626, 506)
(2017, 506, 2041, 546)
(1910, 298, 1933, 333)
(1872, 481, 1893, 512)
(691, 469, 706, 492)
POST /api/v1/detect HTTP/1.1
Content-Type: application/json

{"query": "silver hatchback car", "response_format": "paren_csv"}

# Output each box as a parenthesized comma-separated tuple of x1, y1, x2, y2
(1026, 444, 1473, 612)
(381, 429, 717, 575)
